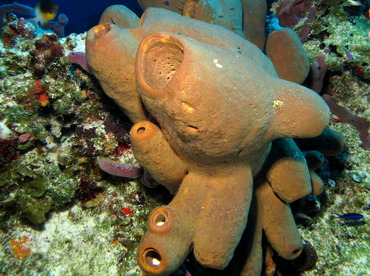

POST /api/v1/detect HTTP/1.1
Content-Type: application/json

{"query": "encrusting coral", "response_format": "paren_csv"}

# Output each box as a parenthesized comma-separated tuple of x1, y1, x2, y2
(30, 33, 64, 78)
(86, 4, 344, 276)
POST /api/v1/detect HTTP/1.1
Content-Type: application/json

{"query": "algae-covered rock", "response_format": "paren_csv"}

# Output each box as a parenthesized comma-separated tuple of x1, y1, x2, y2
(17, 192, 52, 224)
(22, 174, 48, 198)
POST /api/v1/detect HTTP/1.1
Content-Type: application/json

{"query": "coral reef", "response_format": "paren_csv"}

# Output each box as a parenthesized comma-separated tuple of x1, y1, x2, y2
(1, 14, 36, 45)
(0, 12, 164, 273)
(0, 1, 368, 275)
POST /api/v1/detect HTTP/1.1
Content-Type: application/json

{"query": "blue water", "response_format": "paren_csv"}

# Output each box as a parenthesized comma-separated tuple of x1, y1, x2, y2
(8, 0, 143, 35)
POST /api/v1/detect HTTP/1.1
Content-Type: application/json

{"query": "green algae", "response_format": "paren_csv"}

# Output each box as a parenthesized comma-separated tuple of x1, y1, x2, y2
(21, 174, 48, 198)
(0, 153, 79, 225)
(17, 194, 52, 224)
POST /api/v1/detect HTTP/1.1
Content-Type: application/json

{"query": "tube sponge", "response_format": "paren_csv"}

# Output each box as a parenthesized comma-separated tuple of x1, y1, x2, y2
(266, 27, 310, 84)
(130, 121, 187, 193)
(255, 178, 303, 260)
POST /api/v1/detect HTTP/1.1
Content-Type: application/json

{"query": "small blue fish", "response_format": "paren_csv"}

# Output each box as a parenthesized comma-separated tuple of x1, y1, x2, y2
(163, 1, 170, 6)
(293, 15, 301, 22)
(344, 49, 354, 60)
(337, 212, 364, 220)
(218, 15, 224, 18)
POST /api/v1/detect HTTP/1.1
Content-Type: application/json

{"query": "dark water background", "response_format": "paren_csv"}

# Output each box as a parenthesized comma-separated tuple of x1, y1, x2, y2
(7, 0, 143, 35)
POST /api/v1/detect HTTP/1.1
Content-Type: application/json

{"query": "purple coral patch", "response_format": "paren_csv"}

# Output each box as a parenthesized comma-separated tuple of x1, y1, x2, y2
(68, 51, 91, 73)
(98, 158, 142, 179)
(323, 94, 370, 150)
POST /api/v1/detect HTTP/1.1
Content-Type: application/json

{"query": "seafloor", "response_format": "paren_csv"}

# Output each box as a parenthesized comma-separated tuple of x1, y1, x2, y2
(0, 1, 369, 276)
